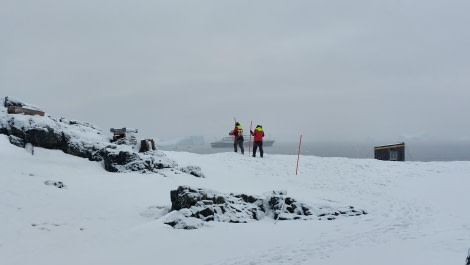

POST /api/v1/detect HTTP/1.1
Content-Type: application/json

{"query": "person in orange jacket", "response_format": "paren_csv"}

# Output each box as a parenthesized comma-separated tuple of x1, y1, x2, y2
(229, 122, 244, 154)
(250, 125, 264, 157)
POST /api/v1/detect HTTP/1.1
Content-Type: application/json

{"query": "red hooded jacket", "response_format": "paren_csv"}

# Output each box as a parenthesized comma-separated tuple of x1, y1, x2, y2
(229, 124, 244, 140)
(250, 126, 264, 141)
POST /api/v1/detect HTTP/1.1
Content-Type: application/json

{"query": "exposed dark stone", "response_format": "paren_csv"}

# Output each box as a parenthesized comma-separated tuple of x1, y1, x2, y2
(165, 221, 178, 228)
(197, 207, 214, 220)
(24, 128, 64, 149)
(104, 150, 138, 171)
(170, 186, 204, 211)
(65, 141, 102, 161)
(180, 165, 205, 178)
(8, 135, 24, 148)
(100, 149, 177, 173)
(237, 194, 258, 204)
(466, 248, 470, 265)
(44, 180, 66, 189)
(215, 196, 225, 204)
(2, 98, 200, 175)
(113, 137, 130, 146)
(165, 186, 367, 229)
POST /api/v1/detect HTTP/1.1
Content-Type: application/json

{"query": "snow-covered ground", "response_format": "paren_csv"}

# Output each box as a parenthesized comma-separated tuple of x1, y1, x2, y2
(1, 134, 469, 265)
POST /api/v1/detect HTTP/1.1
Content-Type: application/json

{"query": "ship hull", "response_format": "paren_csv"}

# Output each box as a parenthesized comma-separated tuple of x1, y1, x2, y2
(210, 139, 275, 148)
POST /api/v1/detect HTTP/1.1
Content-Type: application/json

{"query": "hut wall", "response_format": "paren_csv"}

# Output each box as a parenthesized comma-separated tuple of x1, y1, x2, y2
(374, 143, 405, 161)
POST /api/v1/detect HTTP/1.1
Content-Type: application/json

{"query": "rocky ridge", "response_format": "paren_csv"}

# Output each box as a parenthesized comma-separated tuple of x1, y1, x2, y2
(0, 96, 203, 176)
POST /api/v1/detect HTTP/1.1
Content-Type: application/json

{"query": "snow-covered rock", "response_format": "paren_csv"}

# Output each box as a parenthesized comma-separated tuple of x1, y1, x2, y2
(165, 186, 367, 229)
(3, 96, 42, 111)
(44, 180, 66, 189)
(0, 96, 203, 176)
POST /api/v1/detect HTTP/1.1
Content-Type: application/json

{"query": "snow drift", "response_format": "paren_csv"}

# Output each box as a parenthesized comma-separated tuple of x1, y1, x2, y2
(1, 96, 469, 264)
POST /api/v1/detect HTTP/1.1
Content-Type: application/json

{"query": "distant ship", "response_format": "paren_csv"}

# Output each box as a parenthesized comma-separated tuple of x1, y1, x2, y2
(210, 136, 275, 148)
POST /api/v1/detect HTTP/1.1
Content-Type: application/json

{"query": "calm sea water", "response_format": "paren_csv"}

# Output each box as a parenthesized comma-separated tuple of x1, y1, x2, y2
(159, 141, 470, 162)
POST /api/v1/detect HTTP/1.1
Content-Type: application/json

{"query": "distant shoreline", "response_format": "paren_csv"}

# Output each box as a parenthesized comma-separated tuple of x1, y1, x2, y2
(159, 141, 470, 162)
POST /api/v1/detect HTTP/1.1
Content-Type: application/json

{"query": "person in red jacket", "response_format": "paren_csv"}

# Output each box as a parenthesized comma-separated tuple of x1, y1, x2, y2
(229, 122, 244, 154)
(250, 125, 264, 157)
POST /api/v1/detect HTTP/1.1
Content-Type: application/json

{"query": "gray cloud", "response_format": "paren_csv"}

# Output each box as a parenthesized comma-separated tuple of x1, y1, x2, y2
(2, 0, 469, 143)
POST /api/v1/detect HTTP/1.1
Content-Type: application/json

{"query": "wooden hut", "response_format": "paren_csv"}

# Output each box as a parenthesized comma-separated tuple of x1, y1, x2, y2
(4, 96, 45, 116)
(374, 142, 405, 161)
(110, 127, 138, 144)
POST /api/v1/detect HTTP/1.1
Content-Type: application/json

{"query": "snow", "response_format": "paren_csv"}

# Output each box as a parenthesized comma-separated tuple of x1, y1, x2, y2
(1, 97, 109, 149)
(1, 133, 470, 264)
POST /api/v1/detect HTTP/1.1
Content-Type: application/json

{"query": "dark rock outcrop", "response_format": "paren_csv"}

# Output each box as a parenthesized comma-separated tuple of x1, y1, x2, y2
(44, 180, 66, 189)
(0, 97, 202, 175)
(164, 186, 367, 229)
(1, 111, 105, 161)
(8, 135, 24, 148)
(100, 148, 181, 173)
(466, 248, 470, 265)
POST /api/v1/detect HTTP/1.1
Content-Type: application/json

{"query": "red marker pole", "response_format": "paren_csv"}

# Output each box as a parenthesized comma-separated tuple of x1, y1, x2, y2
(248, 121, 253, 155)
(296, 134, 303, 175)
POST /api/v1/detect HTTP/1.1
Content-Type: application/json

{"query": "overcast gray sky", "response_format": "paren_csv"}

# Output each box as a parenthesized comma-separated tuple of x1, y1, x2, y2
(2, 1, 469, 143)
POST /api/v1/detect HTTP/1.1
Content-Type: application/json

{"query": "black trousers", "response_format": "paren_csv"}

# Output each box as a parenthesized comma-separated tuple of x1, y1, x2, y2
(253, 141, 263, 157)
(234, 139, 244, 154)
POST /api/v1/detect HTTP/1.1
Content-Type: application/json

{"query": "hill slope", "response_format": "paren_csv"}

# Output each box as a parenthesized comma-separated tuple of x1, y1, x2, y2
(1, 135, 469, 265)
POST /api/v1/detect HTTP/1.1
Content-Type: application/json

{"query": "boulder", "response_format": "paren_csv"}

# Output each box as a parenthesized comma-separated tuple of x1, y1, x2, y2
(100, 148, 178, 173)
(164, 186, 368, 229)
(44, 180, 66, 189)
(8, 135, 24, 148)
(179, 165, 205, 178)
